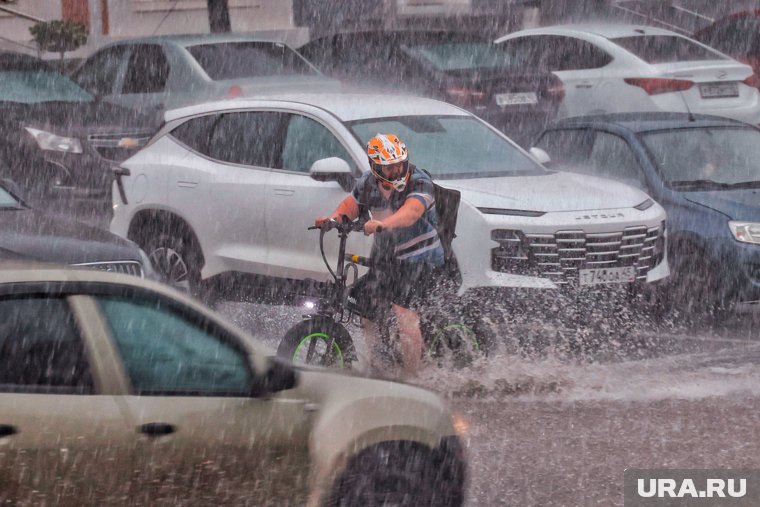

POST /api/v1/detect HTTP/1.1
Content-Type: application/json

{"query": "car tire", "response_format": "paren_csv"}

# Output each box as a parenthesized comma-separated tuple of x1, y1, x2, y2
(142, 232, 206, 299)
(277, 316, 355, 368)
(326, 441, 464, 507)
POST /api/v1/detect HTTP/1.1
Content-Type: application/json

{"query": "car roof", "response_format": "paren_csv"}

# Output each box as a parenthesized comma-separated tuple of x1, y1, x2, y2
(551, 112, 750, 133)
(507, 23, 683, 40)
(164, 91, 469, 122)
(105, 33, 288, 49)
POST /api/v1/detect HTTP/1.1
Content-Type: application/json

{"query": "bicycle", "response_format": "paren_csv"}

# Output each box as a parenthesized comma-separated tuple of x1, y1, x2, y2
(276, 217, 493, 369)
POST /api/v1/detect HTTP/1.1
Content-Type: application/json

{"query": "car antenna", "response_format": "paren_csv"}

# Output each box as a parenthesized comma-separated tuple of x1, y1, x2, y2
(678, 89, 696, 122)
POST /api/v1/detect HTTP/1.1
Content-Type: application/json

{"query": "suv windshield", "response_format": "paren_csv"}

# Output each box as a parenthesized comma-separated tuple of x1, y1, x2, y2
(186, 41, 319, 80)
(403, 42, 516, 72)
(0, 69, 92, 104)
(348, 115, 546, 179)
(641, 127, 760, 188)
(612, 35, 725, 63)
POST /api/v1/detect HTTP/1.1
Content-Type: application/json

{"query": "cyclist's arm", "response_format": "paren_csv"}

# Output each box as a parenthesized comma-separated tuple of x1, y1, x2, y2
(378, 199, 425, 229)
(329, 195, 360, 222)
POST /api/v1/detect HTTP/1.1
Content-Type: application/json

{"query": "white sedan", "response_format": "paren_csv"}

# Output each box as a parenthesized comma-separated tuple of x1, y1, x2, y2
(495, 24, 760, 124)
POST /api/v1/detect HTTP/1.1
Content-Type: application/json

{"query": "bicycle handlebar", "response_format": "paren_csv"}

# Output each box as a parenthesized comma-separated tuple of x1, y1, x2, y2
(309, 219, 382, 234)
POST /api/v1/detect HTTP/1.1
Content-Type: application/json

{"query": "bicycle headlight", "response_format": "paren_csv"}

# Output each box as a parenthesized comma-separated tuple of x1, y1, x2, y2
(25, 127, 82, 154)
(729, 221, 760, 245)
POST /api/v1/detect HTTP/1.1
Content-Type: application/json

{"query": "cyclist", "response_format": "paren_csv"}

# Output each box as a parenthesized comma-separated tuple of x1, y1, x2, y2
(315, 133, 445, 376)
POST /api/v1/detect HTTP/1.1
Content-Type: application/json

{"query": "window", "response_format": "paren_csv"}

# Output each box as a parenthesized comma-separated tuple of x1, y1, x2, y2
(98, 298, 251, 395)
(543, 36, 612, 71)
(170, 114, 221, 154)
(281, 115, 353, 173)
(535, 129, 594, 166)
(73, 45, 129, 96)
(186, 42, 318, 80)
(588, 132, 646, 187)
(612, 35, 725, 64)
(206, 111, 285, 167)
(121, 45, 170, 94)
(0, 297, 93, 392)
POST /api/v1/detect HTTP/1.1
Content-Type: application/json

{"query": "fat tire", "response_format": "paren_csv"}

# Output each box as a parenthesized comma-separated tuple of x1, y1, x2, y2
(277, 316, 355, 368)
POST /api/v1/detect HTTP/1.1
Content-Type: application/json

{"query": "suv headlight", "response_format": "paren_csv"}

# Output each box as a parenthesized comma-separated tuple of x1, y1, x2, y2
(729, 221, 760, 245)
(634, 198, 654, 211)
(25, 127, 82, 154)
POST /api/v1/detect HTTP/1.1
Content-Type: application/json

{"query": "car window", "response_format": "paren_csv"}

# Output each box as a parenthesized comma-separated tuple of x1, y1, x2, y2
(588, 132, 646, 187)
(186, 42, 319, 80)
(170, 113, 221, 154)
(281, 115, 354, 173)
(535, 128, 594, 166)
(543, 36, 612, 71)
(98, 297, 251, 395)
(0, 69, 92, 104)
(612, 35, 726, 63)
(74, 45, 129, 96)
(206, 111, 286, 167)
(121, 44, 170, 95)
(403, 41, 516, 71)
(349, 115, 545, 178)
(0, 297, 93, 393)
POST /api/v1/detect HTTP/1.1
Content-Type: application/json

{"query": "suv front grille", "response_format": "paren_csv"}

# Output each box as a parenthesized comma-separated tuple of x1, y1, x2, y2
(72, 261, 143, 277)
(88, 133, 151, 162)
(492, 224, 665, 284)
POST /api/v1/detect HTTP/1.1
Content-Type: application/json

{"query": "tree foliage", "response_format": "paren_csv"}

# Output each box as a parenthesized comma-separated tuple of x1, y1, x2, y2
(29, 20, 88, 60)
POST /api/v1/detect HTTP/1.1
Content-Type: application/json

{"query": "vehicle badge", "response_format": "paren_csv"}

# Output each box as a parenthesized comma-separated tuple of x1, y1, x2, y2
(118, 137, 140, 148)
(717, 71, 727, 80)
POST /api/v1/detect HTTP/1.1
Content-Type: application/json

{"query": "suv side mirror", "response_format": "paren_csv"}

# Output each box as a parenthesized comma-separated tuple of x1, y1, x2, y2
(310, 157, 354, 192)
(529, 147, 552, 165)
(249, 357, 298, 397)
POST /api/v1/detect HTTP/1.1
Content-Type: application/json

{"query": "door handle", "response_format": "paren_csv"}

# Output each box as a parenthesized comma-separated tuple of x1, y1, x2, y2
(274, 188, 295, 196)
(138, 423, 176, 437)
(575, 83, 593, 89)
(0, 424, 17, 438)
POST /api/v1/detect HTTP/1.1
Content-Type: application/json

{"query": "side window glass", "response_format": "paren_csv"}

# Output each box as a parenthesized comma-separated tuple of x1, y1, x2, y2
(589, 132, 645, 187)
(98, 298, 251, 395)
(500, 36, 544, 67)
(0, 297, 93, 392)
(549, 37, 611, 71)
(170, 114, 221, 154)
(281, 115, 353, 173)
(74, 46, 127, 95)
(207, 112, 285, 167)
(121, 45, 170, 95)
(535, 129, 594, 166)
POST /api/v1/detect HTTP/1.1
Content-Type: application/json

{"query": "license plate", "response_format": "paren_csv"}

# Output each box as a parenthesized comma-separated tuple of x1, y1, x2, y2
(699, 82, 739, 99)
(578, 266, 636, 286)
(495, 92, 538, 106)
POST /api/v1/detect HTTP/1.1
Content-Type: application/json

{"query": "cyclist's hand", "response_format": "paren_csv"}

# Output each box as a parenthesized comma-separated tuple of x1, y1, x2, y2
(315, 216, 332, 227)
(363, 219, 384, 235)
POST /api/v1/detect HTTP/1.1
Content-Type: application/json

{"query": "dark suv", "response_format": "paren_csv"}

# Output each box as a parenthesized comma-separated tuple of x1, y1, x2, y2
(0, 52, 151, 201)
(534, 112, 760, 312)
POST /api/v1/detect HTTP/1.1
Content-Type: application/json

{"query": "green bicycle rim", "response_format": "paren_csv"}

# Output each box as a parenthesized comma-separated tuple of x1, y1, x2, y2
(292, 332, 345, 367)
(429, 323, 480, 355)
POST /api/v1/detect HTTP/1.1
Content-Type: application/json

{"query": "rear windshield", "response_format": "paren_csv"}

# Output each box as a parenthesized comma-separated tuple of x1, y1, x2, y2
(612, 35, 726, 64)
(186, 42, 319, 80)
(403, 42, 517, 71)
(0, 70, 92, 103)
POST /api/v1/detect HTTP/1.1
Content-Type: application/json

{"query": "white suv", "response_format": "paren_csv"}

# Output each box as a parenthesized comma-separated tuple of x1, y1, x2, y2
(110, 92, 668, 301)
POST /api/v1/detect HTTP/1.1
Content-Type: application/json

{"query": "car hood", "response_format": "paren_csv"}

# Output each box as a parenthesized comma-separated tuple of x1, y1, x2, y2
(684, 188, 760, 221)
(440, 170, 649, 212)
(2, 100, 151, 136)
(0, 208, 141, 264)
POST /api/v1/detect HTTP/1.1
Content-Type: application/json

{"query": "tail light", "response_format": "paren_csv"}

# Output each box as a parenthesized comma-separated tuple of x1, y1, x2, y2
(445, 86, 487, 107)
(226, 84, 242, 99)
(546, 75, 565, 102)
(742, 74, 760, 88)
(624, 78, 694, 95)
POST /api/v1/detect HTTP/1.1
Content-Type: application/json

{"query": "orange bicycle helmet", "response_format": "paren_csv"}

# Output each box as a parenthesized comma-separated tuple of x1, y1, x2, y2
(367, 133, 410, 191)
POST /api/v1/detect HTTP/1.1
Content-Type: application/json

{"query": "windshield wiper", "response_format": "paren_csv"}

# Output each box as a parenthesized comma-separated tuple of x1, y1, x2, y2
(669, 179, 760, 191)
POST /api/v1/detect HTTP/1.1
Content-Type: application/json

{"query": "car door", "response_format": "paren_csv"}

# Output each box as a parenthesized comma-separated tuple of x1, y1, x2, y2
(108, 44, 171, 121)
(72, 44, 130, 98)
(93, 293, 312, 505)
(0, 295, 133, 503)
(266, 112, 372, 281)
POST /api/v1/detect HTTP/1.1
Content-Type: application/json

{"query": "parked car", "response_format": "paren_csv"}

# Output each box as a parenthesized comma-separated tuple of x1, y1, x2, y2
(533, 112, 760, 312)
(110, 92, 668, 313)
(297, 30, 564, 147)
(0, 178, 151, 277)
(694, 10, 760, 88)
(0, 52, 152, 201)
(0, 264, 466, 505)
(495, 24, 760, 125)
(71, 33, 340, 125)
